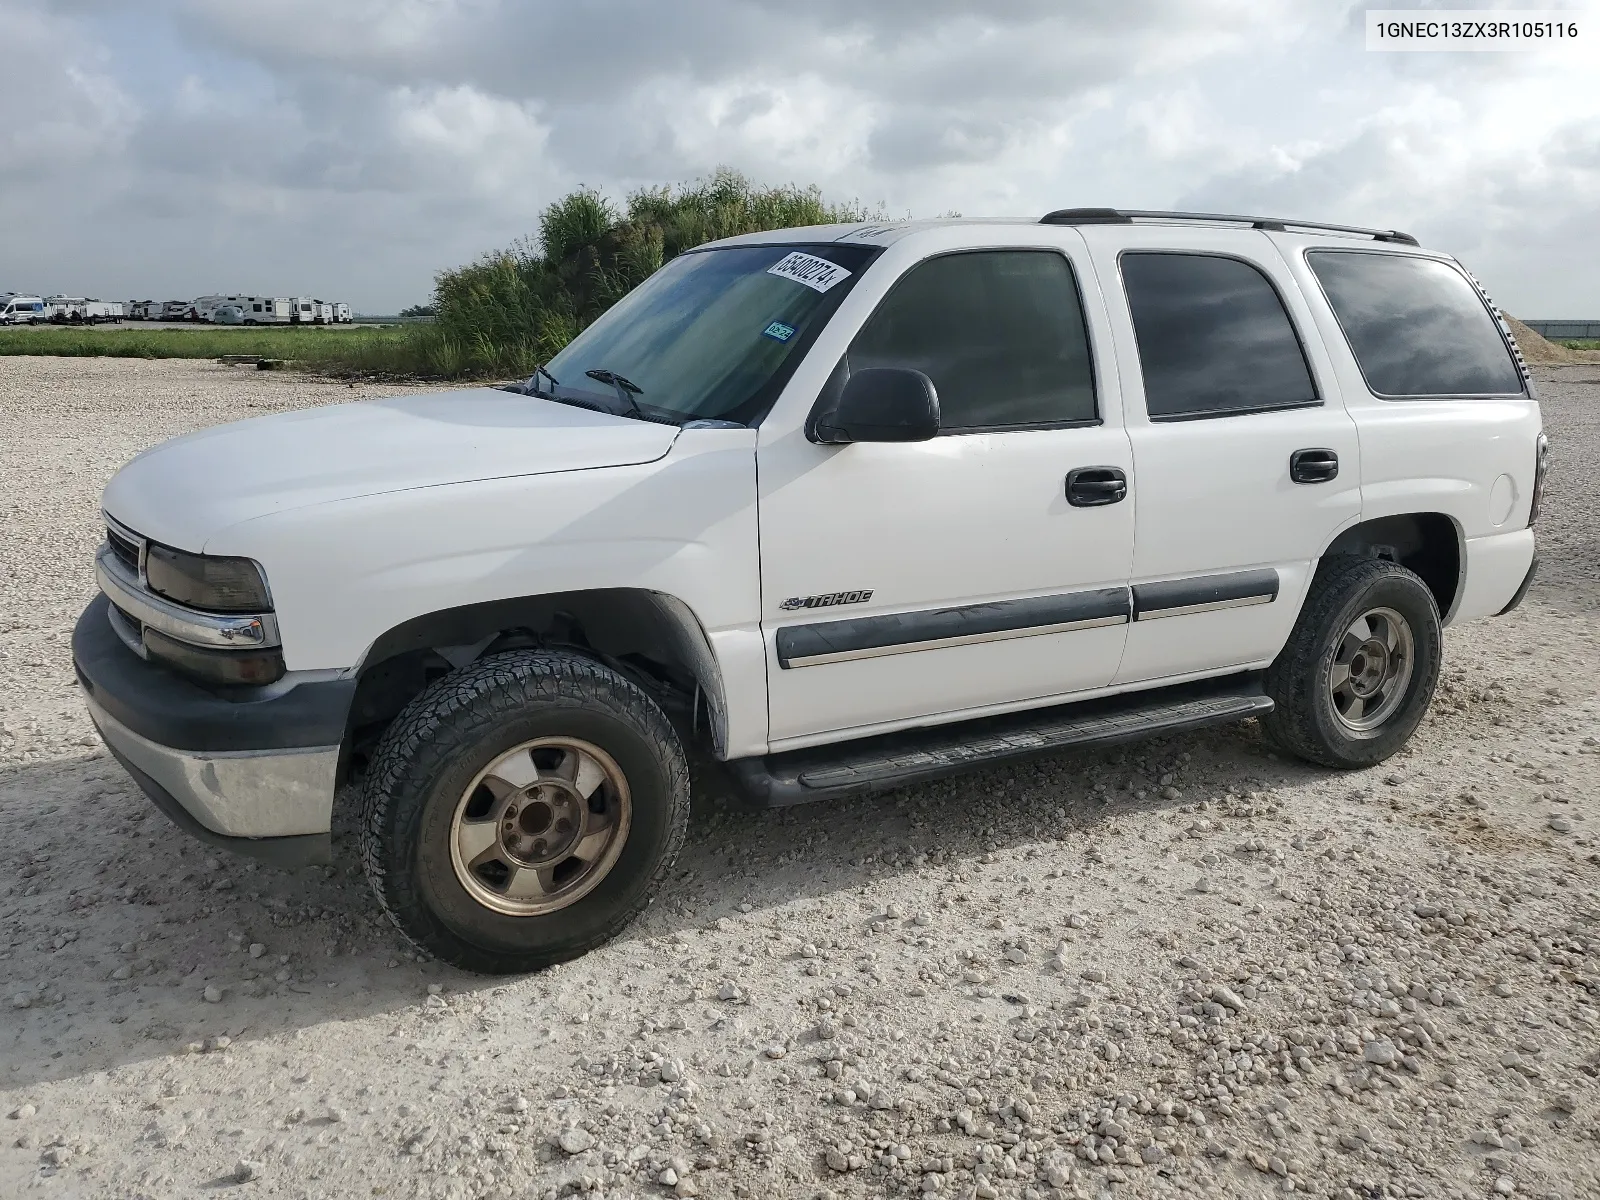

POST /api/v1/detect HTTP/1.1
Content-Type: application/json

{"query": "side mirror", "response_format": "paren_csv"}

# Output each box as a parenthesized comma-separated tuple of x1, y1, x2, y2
(810, 368, 940, 444)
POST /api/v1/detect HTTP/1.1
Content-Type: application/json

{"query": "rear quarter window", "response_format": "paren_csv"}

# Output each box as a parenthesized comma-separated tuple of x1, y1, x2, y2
(1307, 251, 1524, 398)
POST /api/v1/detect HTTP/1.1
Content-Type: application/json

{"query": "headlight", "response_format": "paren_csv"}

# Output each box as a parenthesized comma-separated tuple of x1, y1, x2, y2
(146, 544, 271, 612)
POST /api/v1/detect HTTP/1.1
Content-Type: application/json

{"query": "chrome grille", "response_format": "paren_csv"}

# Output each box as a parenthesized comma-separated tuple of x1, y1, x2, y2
(106, 524, 141, 575)
(96, 537, 280, 650)
(106, 600, 147, 657)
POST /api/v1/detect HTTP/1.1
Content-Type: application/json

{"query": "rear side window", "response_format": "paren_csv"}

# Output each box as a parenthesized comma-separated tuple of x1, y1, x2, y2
(1120, 252, 1318, 420)
(1307, 251, 1523, 397)
(847, 250, 1096, 431)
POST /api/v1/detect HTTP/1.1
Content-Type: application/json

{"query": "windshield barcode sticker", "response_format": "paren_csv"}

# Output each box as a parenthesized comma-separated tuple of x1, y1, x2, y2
(767, 251, 851, 293)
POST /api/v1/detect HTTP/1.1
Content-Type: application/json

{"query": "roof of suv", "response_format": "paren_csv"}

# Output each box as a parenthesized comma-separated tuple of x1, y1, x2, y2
(703, 209, 1421, 251)
(702, 219, 1001, 250)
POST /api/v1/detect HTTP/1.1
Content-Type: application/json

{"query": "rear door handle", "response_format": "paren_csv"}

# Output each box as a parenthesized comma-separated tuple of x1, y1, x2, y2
(1290, 448, 1339, 484)
(1066, 466, 1128, 507)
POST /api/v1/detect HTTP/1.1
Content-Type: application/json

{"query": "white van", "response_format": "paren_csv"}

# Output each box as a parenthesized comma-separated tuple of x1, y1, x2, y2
(1, 295, 46, 324)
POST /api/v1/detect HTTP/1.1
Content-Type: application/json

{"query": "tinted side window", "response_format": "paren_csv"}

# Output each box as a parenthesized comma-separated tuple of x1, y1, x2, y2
(1307, 251, 1523, 397)
(1121, 252, 1318, 420)
(848, 250, 1096, 430)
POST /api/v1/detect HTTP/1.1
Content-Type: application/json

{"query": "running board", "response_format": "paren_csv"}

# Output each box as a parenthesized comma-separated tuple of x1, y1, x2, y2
(727, 675, 1272, 807)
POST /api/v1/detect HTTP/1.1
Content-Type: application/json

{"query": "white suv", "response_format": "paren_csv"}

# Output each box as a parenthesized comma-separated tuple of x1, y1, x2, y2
(75, 209, 1546, 973)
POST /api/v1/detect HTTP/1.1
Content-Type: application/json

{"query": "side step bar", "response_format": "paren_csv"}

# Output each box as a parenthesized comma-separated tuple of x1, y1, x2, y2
(727, 675, 1272, 807)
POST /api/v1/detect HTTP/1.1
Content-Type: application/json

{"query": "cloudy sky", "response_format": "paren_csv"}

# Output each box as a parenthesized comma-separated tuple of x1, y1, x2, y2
(2, 1, 1596, 314)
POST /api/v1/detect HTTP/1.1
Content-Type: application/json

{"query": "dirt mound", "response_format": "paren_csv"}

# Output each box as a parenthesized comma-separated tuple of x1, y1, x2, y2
(1501, 312, 1600, 365)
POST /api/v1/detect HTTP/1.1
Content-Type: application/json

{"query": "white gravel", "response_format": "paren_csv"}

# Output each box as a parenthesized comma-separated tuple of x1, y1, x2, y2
(2, 356, 1598, 1199)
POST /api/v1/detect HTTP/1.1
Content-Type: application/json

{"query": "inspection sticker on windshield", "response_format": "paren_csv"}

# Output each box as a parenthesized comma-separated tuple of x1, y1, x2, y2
(767, 251, 851, 293)
(761, 321, 797, 342)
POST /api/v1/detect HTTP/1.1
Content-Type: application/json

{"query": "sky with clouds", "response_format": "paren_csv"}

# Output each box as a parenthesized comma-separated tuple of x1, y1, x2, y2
(1, 0, 1596, 314)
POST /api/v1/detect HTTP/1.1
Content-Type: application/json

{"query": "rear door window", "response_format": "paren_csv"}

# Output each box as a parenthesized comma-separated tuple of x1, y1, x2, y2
(1120, 252, 1318, 420)
(1307, 251, 1523, 397)
(847, 250, 1097, 431)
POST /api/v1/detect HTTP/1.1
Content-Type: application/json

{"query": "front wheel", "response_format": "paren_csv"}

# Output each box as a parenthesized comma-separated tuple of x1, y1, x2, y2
(1261, 557, 1442, 769)
(360, 649, 689, 974)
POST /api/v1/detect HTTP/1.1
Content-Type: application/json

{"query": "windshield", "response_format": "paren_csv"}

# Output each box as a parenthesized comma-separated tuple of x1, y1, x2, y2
(544, 242, 877, 425)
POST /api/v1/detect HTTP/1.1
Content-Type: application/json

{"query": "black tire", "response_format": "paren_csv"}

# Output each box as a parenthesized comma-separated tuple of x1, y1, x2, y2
(359, 649, 689, 974)
(1260, 556, 1442, 769)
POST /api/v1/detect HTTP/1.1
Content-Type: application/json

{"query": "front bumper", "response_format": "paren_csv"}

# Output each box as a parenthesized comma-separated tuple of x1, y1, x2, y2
(73, 595, 354, 867)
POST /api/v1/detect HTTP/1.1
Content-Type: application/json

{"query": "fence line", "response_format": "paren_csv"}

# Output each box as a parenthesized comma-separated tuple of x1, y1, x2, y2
(1523, 320, 1600, 340)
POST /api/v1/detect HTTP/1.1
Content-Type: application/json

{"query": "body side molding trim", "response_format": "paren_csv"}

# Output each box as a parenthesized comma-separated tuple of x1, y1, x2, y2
(783, 614, 1127, 668)
(776, 587, 1130, 670)
(1132, 569, 1280, 621)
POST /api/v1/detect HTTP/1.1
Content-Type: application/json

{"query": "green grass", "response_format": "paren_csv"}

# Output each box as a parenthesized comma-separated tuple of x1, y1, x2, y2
(0, 324, 430, 376)
(1558, 339, 1600, 351)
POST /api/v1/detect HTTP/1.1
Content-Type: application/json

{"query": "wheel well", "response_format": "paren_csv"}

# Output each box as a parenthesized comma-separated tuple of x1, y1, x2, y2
(1322, 513, 1461, 618)
(341, 590, 727, 777)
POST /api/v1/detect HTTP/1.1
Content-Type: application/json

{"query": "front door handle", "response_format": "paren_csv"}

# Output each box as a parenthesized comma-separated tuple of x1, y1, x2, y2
(1066, 466, 1128, 507)
(1290, 448, 1339, 484)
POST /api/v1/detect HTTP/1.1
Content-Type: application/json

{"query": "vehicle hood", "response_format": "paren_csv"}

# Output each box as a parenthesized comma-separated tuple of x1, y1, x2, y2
(103, 388, 680, 550)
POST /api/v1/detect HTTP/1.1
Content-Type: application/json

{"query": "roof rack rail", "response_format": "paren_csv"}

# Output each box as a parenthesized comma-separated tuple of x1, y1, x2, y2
(1038, 207, 1420, 247)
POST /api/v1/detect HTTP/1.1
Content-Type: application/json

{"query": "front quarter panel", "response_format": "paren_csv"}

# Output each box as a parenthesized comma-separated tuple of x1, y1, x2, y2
(204, 428, 768, 753)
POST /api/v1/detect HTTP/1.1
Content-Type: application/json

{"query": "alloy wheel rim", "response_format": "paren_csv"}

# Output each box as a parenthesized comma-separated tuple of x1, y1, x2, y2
(449, 737, 631, 916)
(1328, 606, 1415, 736)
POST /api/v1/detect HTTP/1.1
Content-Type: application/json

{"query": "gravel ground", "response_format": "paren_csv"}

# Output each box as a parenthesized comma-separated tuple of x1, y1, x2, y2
(1, 357, 1597, 1200)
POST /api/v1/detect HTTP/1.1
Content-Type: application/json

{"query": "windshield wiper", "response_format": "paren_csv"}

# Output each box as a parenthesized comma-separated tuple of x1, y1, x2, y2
(502, 363, 561, 399)
(503, 364, 628, 418)
(508, 363, 560, 398)
(584, 368, 647, 420)
(512, 364, 677, 423)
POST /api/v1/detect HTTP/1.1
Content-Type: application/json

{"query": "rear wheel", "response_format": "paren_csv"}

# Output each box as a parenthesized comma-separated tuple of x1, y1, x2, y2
(1261, 557, 1441, 768)
(360, 649, 689, 974)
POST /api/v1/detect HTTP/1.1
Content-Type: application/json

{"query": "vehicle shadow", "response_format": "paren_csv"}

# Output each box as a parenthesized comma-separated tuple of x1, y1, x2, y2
(0, 717, 1310, 1092)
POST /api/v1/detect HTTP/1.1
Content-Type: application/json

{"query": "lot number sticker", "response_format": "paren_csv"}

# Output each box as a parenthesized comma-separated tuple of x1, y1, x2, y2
(762, 321, 797, 342)
(766, 251, 852, 293)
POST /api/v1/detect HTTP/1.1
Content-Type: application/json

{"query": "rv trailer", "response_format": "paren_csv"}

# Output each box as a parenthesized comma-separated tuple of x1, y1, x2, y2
(242, 297, 292, 325)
